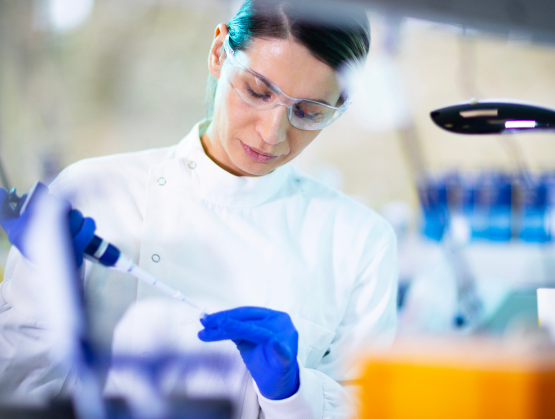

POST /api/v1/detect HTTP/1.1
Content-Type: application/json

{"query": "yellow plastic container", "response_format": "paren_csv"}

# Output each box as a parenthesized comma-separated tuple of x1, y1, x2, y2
(360, 338, 555, 419)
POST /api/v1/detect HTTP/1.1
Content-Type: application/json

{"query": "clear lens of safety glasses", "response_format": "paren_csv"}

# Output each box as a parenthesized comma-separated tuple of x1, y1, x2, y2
(222, 36, 350, 131)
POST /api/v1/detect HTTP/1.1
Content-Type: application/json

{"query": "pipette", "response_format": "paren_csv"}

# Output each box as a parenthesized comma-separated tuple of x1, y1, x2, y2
(85, 236, 204, 312)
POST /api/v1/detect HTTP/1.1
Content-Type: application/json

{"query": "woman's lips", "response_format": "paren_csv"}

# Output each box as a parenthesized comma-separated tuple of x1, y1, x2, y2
(240, 141, 278, 163)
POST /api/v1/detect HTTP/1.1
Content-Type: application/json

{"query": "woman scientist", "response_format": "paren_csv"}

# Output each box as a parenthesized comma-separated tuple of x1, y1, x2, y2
(0, 0, 397, 417)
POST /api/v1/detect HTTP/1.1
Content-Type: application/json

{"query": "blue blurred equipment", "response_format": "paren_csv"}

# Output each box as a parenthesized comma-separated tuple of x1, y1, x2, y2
(472, 172, 512, 241)
(419, 171, 555, 244)
(417, 174, 484, 328)
(418, 176, 448, 241)
(519, 177, 551, 242)
(199, 307, 300, 401)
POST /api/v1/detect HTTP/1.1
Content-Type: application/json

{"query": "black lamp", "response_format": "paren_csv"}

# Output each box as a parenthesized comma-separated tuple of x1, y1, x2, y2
(430, 100, 555, 135)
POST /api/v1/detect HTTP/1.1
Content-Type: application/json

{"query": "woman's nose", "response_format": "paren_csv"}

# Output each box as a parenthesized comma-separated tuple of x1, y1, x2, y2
(259, 105, 289, 145)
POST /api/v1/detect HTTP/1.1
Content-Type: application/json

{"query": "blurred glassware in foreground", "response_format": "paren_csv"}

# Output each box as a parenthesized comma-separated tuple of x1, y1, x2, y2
(359, 337, 555, 419)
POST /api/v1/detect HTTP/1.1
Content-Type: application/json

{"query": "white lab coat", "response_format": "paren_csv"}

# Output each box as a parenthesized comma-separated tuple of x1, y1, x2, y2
(0, 120, 397, 418)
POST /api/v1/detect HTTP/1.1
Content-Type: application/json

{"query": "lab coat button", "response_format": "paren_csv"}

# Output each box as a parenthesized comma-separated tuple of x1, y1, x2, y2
(188, 161, 197, 169)
(157, 177, 166, 186)
(151, 254, 160, 263)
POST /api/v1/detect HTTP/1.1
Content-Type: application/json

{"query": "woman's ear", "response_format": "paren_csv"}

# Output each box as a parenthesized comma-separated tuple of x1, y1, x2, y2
(208, 23, 229, 80)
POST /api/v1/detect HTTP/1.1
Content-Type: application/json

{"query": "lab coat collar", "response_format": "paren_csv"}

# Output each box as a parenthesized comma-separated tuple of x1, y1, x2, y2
(175, 121, 290, 208)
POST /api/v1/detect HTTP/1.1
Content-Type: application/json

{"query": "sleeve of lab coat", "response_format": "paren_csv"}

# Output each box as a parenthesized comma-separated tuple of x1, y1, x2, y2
(0, 247, 74, 405)
(254, 224, 398, 419)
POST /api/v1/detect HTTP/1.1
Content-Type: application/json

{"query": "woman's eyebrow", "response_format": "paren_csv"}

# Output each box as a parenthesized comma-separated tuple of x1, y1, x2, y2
(252, 71, 280, 93)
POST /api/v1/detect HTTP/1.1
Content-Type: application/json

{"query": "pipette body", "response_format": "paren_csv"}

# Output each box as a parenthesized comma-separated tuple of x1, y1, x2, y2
(85, 236, 204, 311)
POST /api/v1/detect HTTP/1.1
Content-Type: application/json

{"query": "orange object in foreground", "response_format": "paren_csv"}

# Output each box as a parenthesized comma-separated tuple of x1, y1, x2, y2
(359, 338, 555, 419)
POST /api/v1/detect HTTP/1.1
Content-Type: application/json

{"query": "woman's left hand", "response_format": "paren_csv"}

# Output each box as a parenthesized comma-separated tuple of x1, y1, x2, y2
(198, 306, 300, 400)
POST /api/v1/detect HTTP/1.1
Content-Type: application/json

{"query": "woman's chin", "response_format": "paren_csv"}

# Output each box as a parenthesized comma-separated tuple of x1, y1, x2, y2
(241, 165, 275, 177)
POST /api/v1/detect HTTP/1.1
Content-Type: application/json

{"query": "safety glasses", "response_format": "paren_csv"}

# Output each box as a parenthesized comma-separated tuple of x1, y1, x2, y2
(222, 35, 351, 131)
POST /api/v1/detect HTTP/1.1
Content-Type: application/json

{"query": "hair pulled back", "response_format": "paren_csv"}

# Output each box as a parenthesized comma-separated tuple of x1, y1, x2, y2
(206, 0, 370, 117)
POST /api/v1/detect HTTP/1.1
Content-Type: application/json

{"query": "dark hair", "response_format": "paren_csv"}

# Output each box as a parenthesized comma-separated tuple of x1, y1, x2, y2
(206, 0, 370, 118)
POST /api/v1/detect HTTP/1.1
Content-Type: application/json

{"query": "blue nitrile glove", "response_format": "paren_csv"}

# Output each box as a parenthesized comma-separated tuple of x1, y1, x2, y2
(0, 184, 96, 268)
(198, 307, 300, 400)
(68, 209, 96, 268)
(0, 183, 50, 258)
